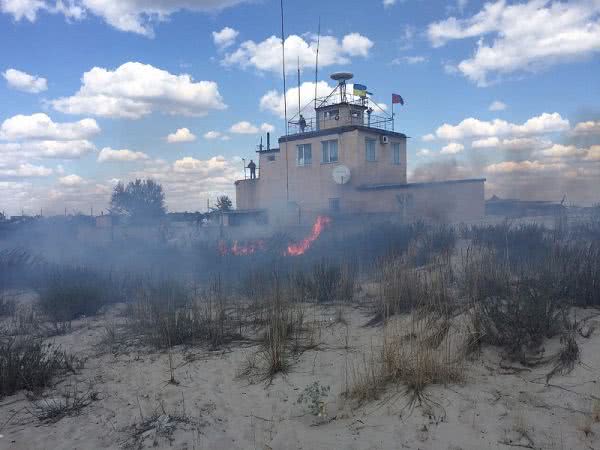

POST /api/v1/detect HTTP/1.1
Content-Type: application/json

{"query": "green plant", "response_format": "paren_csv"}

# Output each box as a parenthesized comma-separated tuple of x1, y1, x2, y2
(297, 381, 330, 416)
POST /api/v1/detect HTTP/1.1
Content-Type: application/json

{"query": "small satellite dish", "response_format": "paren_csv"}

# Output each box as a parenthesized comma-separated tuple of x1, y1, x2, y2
(330, 72, 354, 82)
(332, 165, 351, 185)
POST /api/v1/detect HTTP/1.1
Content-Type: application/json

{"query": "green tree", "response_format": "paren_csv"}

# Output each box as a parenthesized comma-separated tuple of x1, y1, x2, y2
(215, 195, 233, 212)
(109, 179, 166, 219)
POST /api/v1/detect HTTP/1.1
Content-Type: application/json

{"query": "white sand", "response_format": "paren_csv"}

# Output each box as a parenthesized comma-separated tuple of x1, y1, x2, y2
(1, 298, 599, 450)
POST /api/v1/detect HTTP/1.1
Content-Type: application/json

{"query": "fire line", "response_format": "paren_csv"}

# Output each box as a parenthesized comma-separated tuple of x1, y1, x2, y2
(219, 215, 332, 257)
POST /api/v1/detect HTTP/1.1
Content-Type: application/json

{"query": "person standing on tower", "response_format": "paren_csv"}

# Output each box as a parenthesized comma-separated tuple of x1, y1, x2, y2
(247, 160, 257, 179)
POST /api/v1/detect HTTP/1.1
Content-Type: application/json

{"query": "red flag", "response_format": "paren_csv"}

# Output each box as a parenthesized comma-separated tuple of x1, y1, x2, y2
(392, 94, 404, 105)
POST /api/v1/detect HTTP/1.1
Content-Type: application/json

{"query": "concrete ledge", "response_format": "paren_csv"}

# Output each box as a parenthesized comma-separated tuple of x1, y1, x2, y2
(357, 178, 486, 191)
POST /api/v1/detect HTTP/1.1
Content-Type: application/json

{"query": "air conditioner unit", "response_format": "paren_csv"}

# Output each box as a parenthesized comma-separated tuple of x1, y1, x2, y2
(380, 135, 390, 144)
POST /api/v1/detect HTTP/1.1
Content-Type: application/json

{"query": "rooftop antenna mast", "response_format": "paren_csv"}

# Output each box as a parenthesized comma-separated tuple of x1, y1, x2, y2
(314, 17, 321, 111)
(280, 0, 289, 202)
(297, 56, 301, 119)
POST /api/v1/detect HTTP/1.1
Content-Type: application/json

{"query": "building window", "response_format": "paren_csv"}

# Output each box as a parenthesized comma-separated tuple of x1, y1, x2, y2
(324, 109, 339, 120)
(321, 140, 339, 163)
(268, 155, 276, 162)
(392, 143, 401, 165)
(365, 138, 376, 161)
(297, 144, 312, 166)
(329, 198, 340, 212)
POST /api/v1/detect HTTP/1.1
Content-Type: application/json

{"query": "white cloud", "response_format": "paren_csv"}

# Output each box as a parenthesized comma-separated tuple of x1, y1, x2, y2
(3, 68, 47, 93)
(422, 133, 435, 142)
(260, 123, 275, 133)
(0, 162, 53, 177)
(485, 160, 564, 174)
(203, 130, 222, 140)
(97, 147, 149, 162)
(488, 100, 506, 111)
(540, 143, 587, 158)
(472, 136, 550, 151)
(440, 142, 464, 154)
(585, 144, 600, 161)
(222, 33, 373, 74)
(0, 139, 96, 159)
(2, 0, 249, 36)
(167, 127, 196, 143)
(58, 174, 85, 186)
(428, 1, 600, 86)
(0, 113, 100, 141)
(172, 155, 230, 175)
(435, 112, 569, 141)
(0, 0, 47, 21)
(573, 120, 600, 135)
(230, 121, 258, 134)
(341, 33, 374, 57)
(383, 0, 398, 7)
(416, 148, 431, 157)
(260, 81, 335, 118)
(212, 27, 239, 49)
(393, 55, 427, 65)
(51, 62, 226, 119)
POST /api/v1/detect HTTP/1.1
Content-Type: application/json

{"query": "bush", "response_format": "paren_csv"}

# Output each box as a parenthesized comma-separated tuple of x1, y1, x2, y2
(309, 262, 342, 303)
(39, 266, 113, 325)
(0, 337, 77, 398)
(128, 278, 243, 349)
(478, 277, 565, 358)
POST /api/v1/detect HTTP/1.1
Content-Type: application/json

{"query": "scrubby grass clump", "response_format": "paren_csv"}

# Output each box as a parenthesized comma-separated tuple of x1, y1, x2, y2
(39, 266, 120, 327)
(128, 277, 244, 349)
(0, 337, 77, 398)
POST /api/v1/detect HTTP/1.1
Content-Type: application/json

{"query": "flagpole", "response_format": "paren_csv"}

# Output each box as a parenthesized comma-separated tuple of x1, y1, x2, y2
(392, 98, 395, 131)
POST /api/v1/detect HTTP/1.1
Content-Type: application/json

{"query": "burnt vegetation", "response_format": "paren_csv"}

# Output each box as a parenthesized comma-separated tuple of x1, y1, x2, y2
(0, 209, 599, 414)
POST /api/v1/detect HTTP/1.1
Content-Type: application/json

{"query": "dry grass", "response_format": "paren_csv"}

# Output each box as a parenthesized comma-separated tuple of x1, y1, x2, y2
(349, 306, 465, 407)
(0, 337, 79, 398)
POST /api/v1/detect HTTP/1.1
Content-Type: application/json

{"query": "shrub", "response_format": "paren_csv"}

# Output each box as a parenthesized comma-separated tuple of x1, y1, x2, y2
(0, 337, 77, 398)
(128, 277, 243, 349)
(478, 277, 565, 358)
(309, 262, 342, 303)
(297, 381, 330, 416)
(39, 266, 112, 325)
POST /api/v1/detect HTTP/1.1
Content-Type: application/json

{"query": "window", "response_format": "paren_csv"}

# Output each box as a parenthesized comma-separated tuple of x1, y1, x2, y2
(297, 144, 312, 166)
(321, 140, 339, 163)
(392, 143, 401, 165)
(365, 138, 376, 161)
(323, 109, 339, 120)
(329, 198, 340, 212)
(268, 155, 276, 162)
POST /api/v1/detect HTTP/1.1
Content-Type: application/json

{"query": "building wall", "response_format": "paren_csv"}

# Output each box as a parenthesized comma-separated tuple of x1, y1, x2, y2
(236, 127, 407, 214)
(357, 180, 485, 222)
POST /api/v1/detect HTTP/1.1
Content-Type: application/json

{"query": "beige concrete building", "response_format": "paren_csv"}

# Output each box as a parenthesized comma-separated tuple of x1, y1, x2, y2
(235, 74, 485, 225)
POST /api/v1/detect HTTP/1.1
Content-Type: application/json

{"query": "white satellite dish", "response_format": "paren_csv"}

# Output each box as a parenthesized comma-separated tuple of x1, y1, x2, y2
(332, 165, 351, 185)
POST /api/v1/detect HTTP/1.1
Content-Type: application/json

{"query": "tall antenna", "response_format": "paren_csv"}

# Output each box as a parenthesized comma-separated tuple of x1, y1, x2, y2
(314, 17, 321, 111)
(297, 56, 301, 119)
(280, 0, 289, 202)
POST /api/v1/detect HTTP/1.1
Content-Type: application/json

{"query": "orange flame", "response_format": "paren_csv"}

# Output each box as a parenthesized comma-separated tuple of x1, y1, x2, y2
(286, 215, 332, 256)
(219, 239, 265, 256)
(218, 215, 332, 257)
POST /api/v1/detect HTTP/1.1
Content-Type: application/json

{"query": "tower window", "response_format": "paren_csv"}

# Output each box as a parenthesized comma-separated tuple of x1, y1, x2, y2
(321, 140, 339, 163)
(297, 144, 312, 166)
(392, 143, 401, 165)
(329, 198, 340, 212)
(365, 138, 376, 161)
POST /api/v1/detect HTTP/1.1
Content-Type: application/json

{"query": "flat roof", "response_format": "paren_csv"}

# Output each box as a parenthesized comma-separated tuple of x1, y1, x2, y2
(279, 125, 408, 143)
(257, 148, 280, 154)
(357, 178, 486, 191)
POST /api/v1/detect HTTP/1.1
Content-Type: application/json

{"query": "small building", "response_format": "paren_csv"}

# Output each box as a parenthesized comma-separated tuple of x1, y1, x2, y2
(236, 72, 485, 224)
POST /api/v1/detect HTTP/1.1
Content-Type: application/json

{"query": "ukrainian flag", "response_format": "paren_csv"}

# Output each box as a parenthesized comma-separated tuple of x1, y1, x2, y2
(353, 84, 367, 97)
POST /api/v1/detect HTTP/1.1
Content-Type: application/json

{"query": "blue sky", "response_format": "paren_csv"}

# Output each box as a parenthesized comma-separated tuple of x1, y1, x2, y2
(1, 0, 599, 215)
